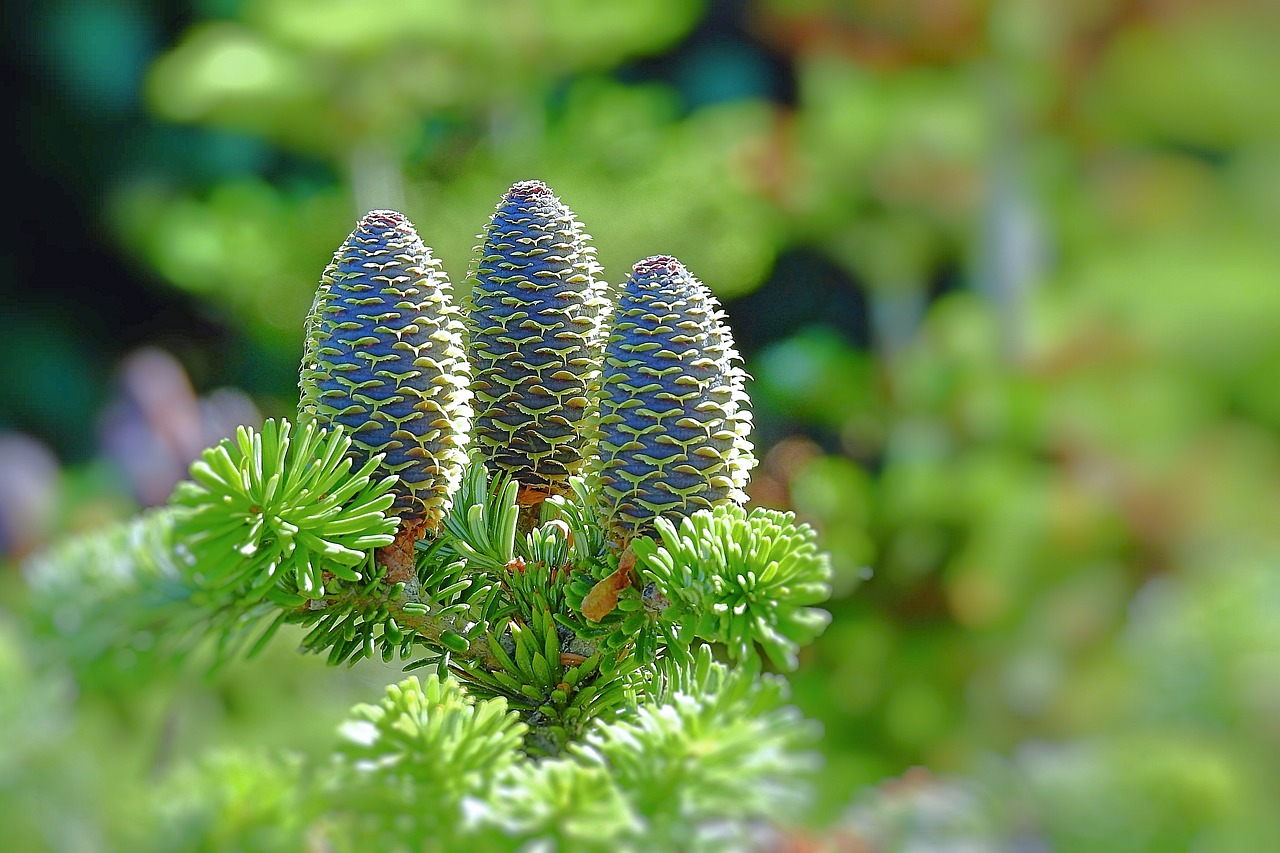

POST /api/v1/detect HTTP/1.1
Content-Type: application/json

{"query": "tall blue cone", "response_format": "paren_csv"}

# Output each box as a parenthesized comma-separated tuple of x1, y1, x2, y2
(593, 255, 754, 544)
(299, 210, 472, 535)
(467, 180, 608, 501)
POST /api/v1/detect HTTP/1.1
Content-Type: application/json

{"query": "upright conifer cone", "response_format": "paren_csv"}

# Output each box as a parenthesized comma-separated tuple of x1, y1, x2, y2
(594, 255, 755, 543)
(467, 180, 607, 500)
(299, 210, 472, 536)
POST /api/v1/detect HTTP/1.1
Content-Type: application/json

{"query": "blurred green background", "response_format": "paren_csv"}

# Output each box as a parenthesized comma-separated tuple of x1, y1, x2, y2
(4, 0, 1280, 849)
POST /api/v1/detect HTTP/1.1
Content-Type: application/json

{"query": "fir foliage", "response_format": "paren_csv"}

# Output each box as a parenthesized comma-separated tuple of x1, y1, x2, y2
(334, 675, 527, 823)
(538, 475, 670, 661)
(488, 759, 642, 849)
(632, 505, 833, 670)
(439, 457, 522, 575)
(542, 474, 611, 573)
(23, 510, 193, 681)
(575, 647, 820, 850)
(171, 419, 399, 603)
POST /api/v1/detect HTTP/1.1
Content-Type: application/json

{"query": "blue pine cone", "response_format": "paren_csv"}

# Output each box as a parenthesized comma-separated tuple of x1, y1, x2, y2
(594, 255, 755, 543)
(299, 210, 472, 531)
(467, 180, 608, 497)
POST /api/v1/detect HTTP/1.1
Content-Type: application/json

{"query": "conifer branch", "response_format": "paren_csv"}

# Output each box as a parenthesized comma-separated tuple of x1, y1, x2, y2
(18, 190, 843, 849)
